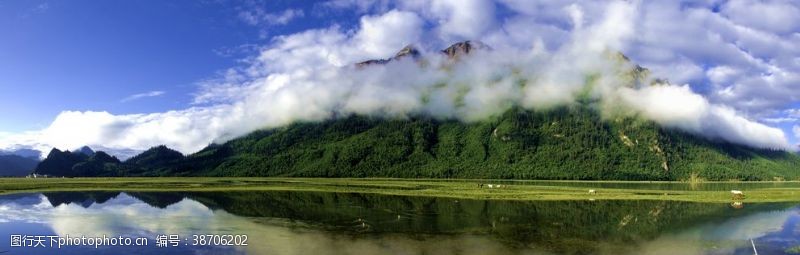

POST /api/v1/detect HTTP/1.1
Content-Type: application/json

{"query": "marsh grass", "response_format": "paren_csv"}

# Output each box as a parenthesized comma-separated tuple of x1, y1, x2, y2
(685, 172, 707, 183)
(1, 177, 799, 203)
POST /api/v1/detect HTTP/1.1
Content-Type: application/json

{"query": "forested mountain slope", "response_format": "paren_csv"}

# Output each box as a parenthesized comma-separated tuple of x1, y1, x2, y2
(155, 106, 799, 181)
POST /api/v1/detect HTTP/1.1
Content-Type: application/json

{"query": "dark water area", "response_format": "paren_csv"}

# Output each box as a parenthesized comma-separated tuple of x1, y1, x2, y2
(0, 191, 798, 254)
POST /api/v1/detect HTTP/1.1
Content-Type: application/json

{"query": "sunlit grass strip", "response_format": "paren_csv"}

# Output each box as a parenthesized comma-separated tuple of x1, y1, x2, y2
(0, 177, 799, 203)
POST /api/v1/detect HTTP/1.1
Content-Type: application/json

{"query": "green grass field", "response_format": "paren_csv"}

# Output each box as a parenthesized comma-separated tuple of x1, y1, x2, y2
(1, 177, 800, 203)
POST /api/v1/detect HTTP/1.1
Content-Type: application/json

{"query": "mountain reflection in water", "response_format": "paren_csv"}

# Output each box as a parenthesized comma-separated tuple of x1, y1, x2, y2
(0, 191, 798, 255)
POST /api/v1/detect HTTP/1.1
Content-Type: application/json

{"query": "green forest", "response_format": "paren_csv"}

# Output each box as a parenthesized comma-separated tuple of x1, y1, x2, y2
(33, 105, 800, 181)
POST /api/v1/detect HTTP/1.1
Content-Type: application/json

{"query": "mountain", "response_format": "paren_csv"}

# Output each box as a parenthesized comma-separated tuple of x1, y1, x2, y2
(355, 41, 488, 67)
(70, 151, 121, 177)
(33, 145, 181, 177)
(32, 106, 800, 180)
(121, 145, 184, 176)
(73, 146, 95, 156)
(0, 154, 39, 177)
(34, 148, 120, 177)
(356, 44, 422, 67)
(0, 148, 42, 176)
(0, 148, 42, 159)
(34, 148, 89, 177)
(155, 106, 796, 180)
(29, 42, 800, 180)
(441, 40, 489, 58)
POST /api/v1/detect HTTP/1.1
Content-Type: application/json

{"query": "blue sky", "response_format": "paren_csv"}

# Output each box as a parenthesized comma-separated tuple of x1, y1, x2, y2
(1, 0, 798, 155)
(0, 0, 362, 132)
(1, 1, 239, 131)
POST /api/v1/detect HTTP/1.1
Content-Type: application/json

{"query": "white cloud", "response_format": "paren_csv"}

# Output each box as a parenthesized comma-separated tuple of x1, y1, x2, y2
(319, 0, 393, 14)
(762, 117, 798, 124)
(794, 125, 800, 139)
(618, 85, 708, 132)
(355, 10, 424, 56)
(35, 3, 49, 12)
(18, 2, 50, 18)
(239, 8, 305, 26)
(120, 90, 165, 103)
(720, 0, 800, 34)
(619, 84, 789, 149)
(706, 65, 739, 85)
(267, 9, 305, 25)
(428, 0, 496, 40)
(786, 109, 800, 118)
(623, 0, 800, 118)
(0, 106, 249, 155)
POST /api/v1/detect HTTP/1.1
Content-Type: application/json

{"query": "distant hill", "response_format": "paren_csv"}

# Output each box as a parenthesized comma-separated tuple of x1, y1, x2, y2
(121, 145, 184, 176)
(0, 154, 39, 177)
(33, 146, 181, 177)
(0, 148, 42, 159)
(34, 147, 121, 177)
(35, 148, 90, 177)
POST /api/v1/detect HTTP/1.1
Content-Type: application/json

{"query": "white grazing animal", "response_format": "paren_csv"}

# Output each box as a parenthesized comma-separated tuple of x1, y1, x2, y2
(487, 184, 494, 188)
(731, 190, 745, 199)
(589, 189, 597, 194)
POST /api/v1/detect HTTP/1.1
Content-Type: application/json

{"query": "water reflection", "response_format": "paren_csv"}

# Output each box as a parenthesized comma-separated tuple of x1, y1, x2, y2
(0, 191, 797, 255)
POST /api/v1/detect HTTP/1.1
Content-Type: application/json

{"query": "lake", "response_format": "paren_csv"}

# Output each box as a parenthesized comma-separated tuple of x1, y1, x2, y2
(0, 191, 798, 254)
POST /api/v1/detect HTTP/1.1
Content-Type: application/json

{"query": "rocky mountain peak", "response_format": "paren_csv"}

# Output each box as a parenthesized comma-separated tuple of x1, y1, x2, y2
(356, 41, 485, 67)
(393, 44, 421, 60)
(441, 40, 488, 59)
(74, 146, 95, 156)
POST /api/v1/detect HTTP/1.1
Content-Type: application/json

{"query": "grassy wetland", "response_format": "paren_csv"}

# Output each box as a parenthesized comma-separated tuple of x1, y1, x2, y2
(1, 177, 800, 203)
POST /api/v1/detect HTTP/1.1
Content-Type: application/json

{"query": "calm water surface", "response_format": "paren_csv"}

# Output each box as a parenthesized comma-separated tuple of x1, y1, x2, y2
(0, 191, 798, 255)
